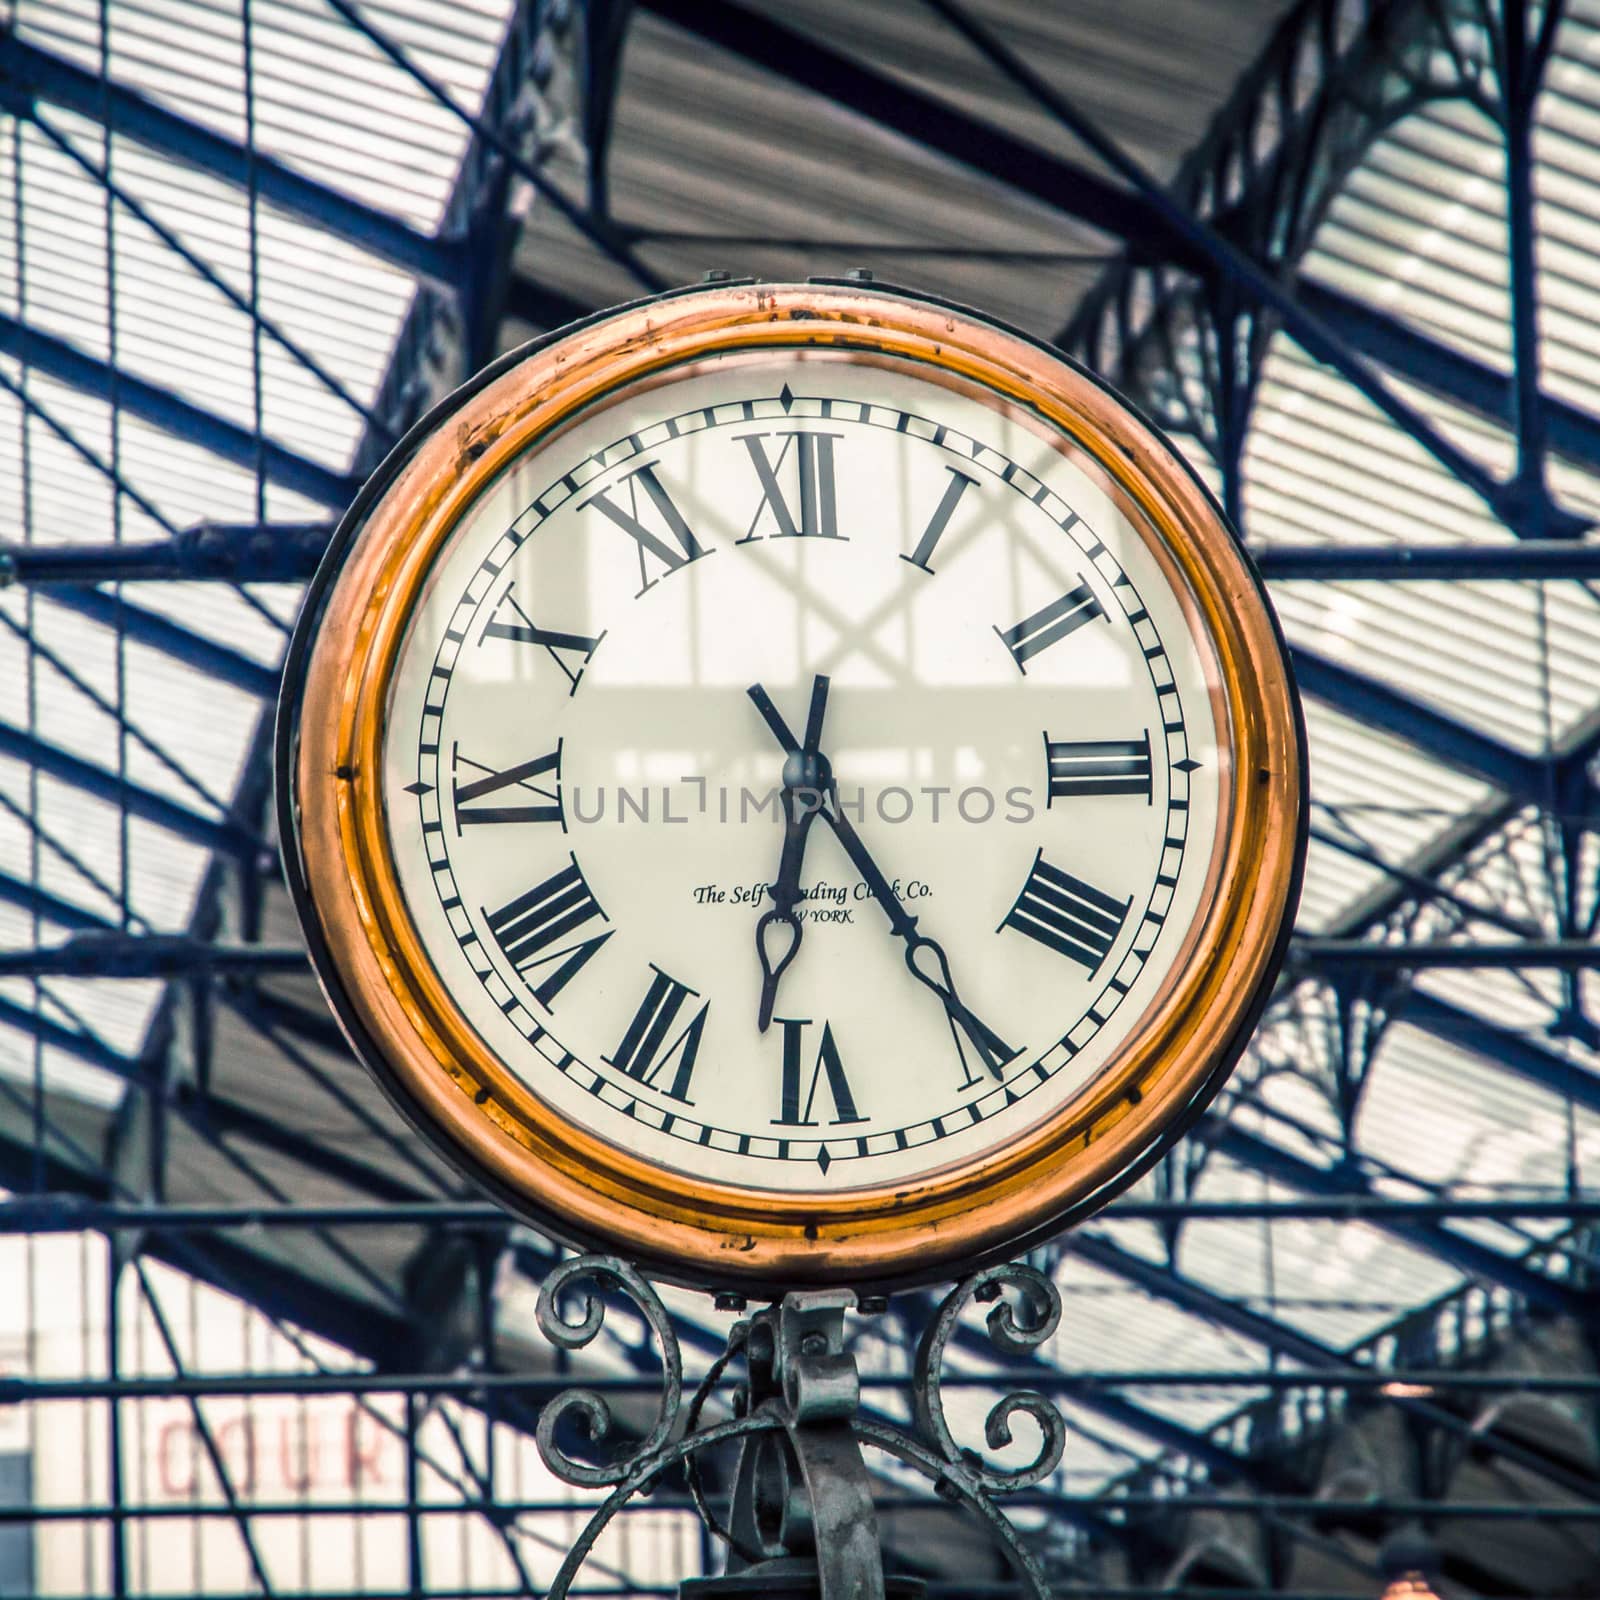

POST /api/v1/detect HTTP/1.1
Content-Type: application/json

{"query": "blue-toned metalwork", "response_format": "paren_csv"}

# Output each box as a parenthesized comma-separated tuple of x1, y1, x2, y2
(1213, 1123, 1580, 1313)
(0, 310, 359, 508)
(0, 30, 462, 285)
(0, 720, 261, 856)
(1299, 279, 1600, 480)
(2, 0, 1600, 1591)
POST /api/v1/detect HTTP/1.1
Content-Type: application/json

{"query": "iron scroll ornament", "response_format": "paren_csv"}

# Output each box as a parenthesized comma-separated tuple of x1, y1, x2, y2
(276, 277, 1308, 1293)
(531, 1255, 1069, 1600)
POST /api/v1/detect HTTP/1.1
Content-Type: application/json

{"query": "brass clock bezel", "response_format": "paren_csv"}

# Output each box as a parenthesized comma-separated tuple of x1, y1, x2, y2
(279, 280, 1305, 1292)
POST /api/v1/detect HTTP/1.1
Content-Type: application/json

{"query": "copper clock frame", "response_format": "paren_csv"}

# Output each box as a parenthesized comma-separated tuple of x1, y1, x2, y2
(278, 280, 1306, 1293)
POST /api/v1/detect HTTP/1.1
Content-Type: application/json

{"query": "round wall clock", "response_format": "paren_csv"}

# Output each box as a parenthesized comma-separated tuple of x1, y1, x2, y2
(278, 279, 1306, 1293)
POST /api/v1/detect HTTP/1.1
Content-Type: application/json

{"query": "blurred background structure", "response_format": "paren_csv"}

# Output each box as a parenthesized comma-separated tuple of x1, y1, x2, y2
(2, 0, 1600, 1594)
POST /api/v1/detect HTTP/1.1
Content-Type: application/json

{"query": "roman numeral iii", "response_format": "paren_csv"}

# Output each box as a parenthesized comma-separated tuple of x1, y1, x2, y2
(995, 581, 1104, 671)
(604, 967, 709, 1104)
(1046, 732, 1152, 804)
(736, 431, 844, 542)
(1001, 852, 1130, 974)
(485, 857, 611, 1007)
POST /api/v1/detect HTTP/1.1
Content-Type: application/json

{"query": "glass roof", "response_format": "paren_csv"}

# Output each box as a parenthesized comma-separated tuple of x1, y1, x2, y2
(1, 0, 1597, 1535)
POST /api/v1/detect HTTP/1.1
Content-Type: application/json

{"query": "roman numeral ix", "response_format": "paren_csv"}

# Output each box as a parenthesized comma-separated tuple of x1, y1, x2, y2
(485, 857, 611, 1007)
(453, 742, 563, 828)
(1046, 732, 1152, 804)
(1001, 852, 1130, 974)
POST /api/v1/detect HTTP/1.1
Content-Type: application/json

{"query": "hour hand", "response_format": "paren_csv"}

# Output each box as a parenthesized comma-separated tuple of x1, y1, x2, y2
(748, 676, 831, 1030)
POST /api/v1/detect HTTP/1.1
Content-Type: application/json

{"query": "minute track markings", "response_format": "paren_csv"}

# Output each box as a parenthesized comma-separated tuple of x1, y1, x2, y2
(416, 386, 1195, 1167)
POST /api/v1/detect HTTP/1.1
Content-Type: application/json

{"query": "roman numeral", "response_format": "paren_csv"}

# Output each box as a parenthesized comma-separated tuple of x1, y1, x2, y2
(603, 967, 708, 1104)
(481, 589, 603, 694)
(736, 431, 844, 542)
(485, 857, 611, 1007)
(1046, 732, 1152, 804)
(579, 461, 708, 596)
(901, 465, 979, 574)
(773, 1018, 866, 1127)
(995, 581, 1104, 672)
(1001, 852, 1130, 974)
(452, 742, 563, 828)
(944, 1004, 1020, 1091)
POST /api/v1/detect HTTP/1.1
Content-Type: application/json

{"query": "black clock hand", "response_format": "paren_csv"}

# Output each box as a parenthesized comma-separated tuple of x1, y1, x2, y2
(748, 676, 831, 1031)
(822, 802, 1018, 1081)
(748, 692, 1018, 1081)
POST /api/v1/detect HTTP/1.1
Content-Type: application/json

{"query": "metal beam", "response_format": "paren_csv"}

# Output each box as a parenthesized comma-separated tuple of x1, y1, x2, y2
(1290, 644, 1548, 797)
(0, 720, 261, 856)
(1068, 1231, 1341, 1368)
(0, 936, 306, 980)
(0, 868, 124, 936)
(503, 275, 599, 332)
(1292, 939, 1600, 972)
(638, 0, 1191, 261)
(0, 32, 459, 287)
(1076, 1220, 1600, 1506)
(0, 522, 331, 586)
(15, 1194, 1600, 1230)
(915, 0, 1586, 542)
(1398, 987, 1600, 1115)
(23, 933, 1596, 982)
(38, 587, 281, 701)
(172, 1081, 439, 1206)
(322, 0, 663, 297)
(0, 312, 358, 511)
(0, 988, 131, 1078)
(149, 1225, 421, 1369)
(1257, 541, 1600, 580)
(43, 524, 1600, 589)
(1299, 279, 1600, 484)
(1211, 1123, 1581, 1314)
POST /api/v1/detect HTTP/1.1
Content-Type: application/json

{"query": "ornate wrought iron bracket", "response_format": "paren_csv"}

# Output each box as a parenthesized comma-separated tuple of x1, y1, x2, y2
(533, 1257, 1064, 1600)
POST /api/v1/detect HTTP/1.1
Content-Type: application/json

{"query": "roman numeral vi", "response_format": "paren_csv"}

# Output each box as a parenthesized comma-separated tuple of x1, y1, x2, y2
(773, 1018, 866, 1127)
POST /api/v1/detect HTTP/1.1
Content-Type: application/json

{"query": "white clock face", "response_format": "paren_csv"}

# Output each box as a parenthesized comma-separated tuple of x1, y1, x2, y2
(381, 354, 1224, 1194)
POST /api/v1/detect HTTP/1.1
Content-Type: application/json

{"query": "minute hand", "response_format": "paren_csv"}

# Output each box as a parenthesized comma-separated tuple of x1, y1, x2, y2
(821, 805, 1017, 1081)
(747, 696, 1017, 1080)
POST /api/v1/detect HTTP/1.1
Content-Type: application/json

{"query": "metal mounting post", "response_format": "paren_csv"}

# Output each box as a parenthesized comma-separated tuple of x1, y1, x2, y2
(532, 1257, 1062, 1600)
(708, 1291, 887, 1600)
